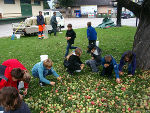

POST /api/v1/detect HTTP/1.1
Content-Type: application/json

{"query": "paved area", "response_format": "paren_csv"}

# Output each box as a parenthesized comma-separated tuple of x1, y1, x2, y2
(0, 18, 137, 38)
(63, 18, 137, 30)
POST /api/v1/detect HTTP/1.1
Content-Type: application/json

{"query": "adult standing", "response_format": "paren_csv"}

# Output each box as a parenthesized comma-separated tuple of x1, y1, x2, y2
(37, 11, 45, 39)
(50, 12, 58, 36)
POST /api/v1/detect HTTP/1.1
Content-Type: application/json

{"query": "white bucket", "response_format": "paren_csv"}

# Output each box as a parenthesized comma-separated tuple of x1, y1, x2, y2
(40, 55, 48, 61)
(96, 41, 99, 47)
(16, 34, 21, 39)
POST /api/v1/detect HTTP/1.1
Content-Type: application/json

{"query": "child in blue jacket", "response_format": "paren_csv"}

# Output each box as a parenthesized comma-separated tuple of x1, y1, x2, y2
(32, 59, 61, 87)
(101, 55, 121, 83)
(119, 51, 136, 76)
(87, 22, 97, 46)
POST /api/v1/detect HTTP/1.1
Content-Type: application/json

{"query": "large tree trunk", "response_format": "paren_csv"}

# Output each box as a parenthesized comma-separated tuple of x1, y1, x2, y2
(116, 2, 122, 27)
(117, 0, 150, 70)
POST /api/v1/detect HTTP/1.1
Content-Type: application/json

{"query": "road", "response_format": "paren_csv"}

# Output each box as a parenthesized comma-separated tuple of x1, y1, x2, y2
(0, 18, 137, 38)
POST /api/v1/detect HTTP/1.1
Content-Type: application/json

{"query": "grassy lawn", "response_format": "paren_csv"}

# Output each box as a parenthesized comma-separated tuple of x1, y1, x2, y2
(0, 26, 150, 113)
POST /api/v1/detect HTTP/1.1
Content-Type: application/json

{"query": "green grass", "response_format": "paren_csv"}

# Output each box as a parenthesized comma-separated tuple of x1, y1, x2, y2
(0, 27, 150, 113)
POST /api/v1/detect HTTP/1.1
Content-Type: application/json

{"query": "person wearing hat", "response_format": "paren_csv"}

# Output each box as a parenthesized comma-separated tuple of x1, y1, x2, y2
(86, 44, 102, 72)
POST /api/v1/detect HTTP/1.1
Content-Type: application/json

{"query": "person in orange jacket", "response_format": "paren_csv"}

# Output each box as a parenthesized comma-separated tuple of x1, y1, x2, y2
(37, 11, 45, 39)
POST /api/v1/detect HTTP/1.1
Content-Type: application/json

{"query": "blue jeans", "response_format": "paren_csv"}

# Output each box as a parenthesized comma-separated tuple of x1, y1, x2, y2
(86, 60, 101, 72)
(65, 42, 77, 57)
(0, 106, 3, 111)
(32, 70, 53, 82)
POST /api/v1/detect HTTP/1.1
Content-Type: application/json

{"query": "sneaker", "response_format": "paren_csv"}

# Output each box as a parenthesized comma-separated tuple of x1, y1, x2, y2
(39, 82, 46, 87)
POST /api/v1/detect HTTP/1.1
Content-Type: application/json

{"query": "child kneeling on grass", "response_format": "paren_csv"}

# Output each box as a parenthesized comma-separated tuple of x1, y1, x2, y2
(2, 59, 31, 96)
(32, 59, 62, 87)
(64, 48, 84, 75)
(86, 44, 102, 72)
(101, 55, 121, 83)
(0, 87, 31, 113)
(119, 51, 136, 77)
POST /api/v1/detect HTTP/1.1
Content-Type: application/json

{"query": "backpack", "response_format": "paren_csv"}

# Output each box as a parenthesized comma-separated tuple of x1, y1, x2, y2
(0, 65, 8, 82)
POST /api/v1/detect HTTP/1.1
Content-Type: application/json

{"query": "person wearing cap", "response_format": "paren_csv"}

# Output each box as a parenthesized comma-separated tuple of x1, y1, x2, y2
(85, 44, 102, 72)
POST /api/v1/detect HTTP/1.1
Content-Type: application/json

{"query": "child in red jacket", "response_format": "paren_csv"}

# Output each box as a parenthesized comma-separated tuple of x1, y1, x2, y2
(0, 65, 24, 90)
(2, 59, 31, 95)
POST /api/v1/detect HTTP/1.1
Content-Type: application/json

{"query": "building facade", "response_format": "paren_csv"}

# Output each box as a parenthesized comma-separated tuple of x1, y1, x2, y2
(70, 0, 113, 17)
(0, 0, 44, 18)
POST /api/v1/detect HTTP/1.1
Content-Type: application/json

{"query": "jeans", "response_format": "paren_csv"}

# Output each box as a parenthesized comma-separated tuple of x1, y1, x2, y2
(86, 60, 101, 72)
(89, 40, 96, 46)
(101, 64, 114, 77)
(32, 70, 53, 82)
(65, 42, 77, 57)
(128, 64, 132, 74)
(51, 25, 57, 36)
(0, 106, 3, 111)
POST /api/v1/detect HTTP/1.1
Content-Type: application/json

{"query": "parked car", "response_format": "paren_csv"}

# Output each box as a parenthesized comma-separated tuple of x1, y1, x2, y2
(121, 12, 131, 19)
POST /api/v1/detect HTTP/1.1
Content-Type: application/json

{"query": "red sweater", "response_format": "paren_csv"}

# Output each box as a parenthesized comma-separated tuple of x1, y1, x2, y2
(2, 59, 29, 89)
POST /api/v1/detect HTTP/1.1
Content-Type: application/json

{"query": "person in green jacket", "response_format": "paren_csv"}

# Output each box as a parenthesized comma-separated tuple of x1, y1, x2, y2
(50, 12, 57, 36)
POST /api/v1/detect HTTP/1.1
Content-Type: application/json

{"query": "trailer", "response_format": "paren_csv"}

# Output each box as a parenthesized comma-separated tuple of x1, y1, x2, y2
(12, 10, 65, 36)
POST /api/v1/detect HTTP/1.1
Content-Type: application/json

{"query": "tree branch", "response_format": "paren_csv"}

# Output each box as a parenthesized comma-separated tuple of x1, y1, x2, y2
(116, 0, 142, 18)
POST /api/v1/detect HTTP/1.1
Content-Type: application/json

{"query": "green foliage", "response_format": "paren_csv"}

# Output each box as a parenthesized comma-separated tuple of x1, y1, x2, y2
(58, 0, 74, 8)
(43, 0, 50, 9)
(0, 27, 149, 112)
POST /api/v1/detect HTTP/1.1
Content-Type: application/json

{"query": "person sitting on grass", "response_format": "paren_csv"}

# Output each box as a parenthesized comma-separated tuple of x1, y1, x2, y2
(86, 44, 102, 73)
(65, 24, 77, 57)
(2, 59, 31, 96)
(87, 22, 97, 48)
(0, 87, 31, 113)
(64, 48, 84, 75)
(119, 51, 136, 77)
(32, 59, 62, 87)
(101, 55, 121, 83)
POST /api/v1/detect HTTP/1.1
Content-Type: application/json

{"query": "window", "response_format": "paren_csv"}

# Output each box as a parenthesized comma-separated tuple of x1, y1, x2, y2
(20, 0, 31, 4)
(34, 0, 41, 5)
(4, 0, 15, 4)
(56, 12, 61, 17)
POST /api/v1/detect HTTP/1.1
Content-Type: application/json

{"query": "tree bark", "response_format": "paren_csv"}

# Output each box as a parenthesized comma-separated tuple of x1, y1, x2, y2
(117, 0, 150, 70)
(116, 2, 122, 27)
